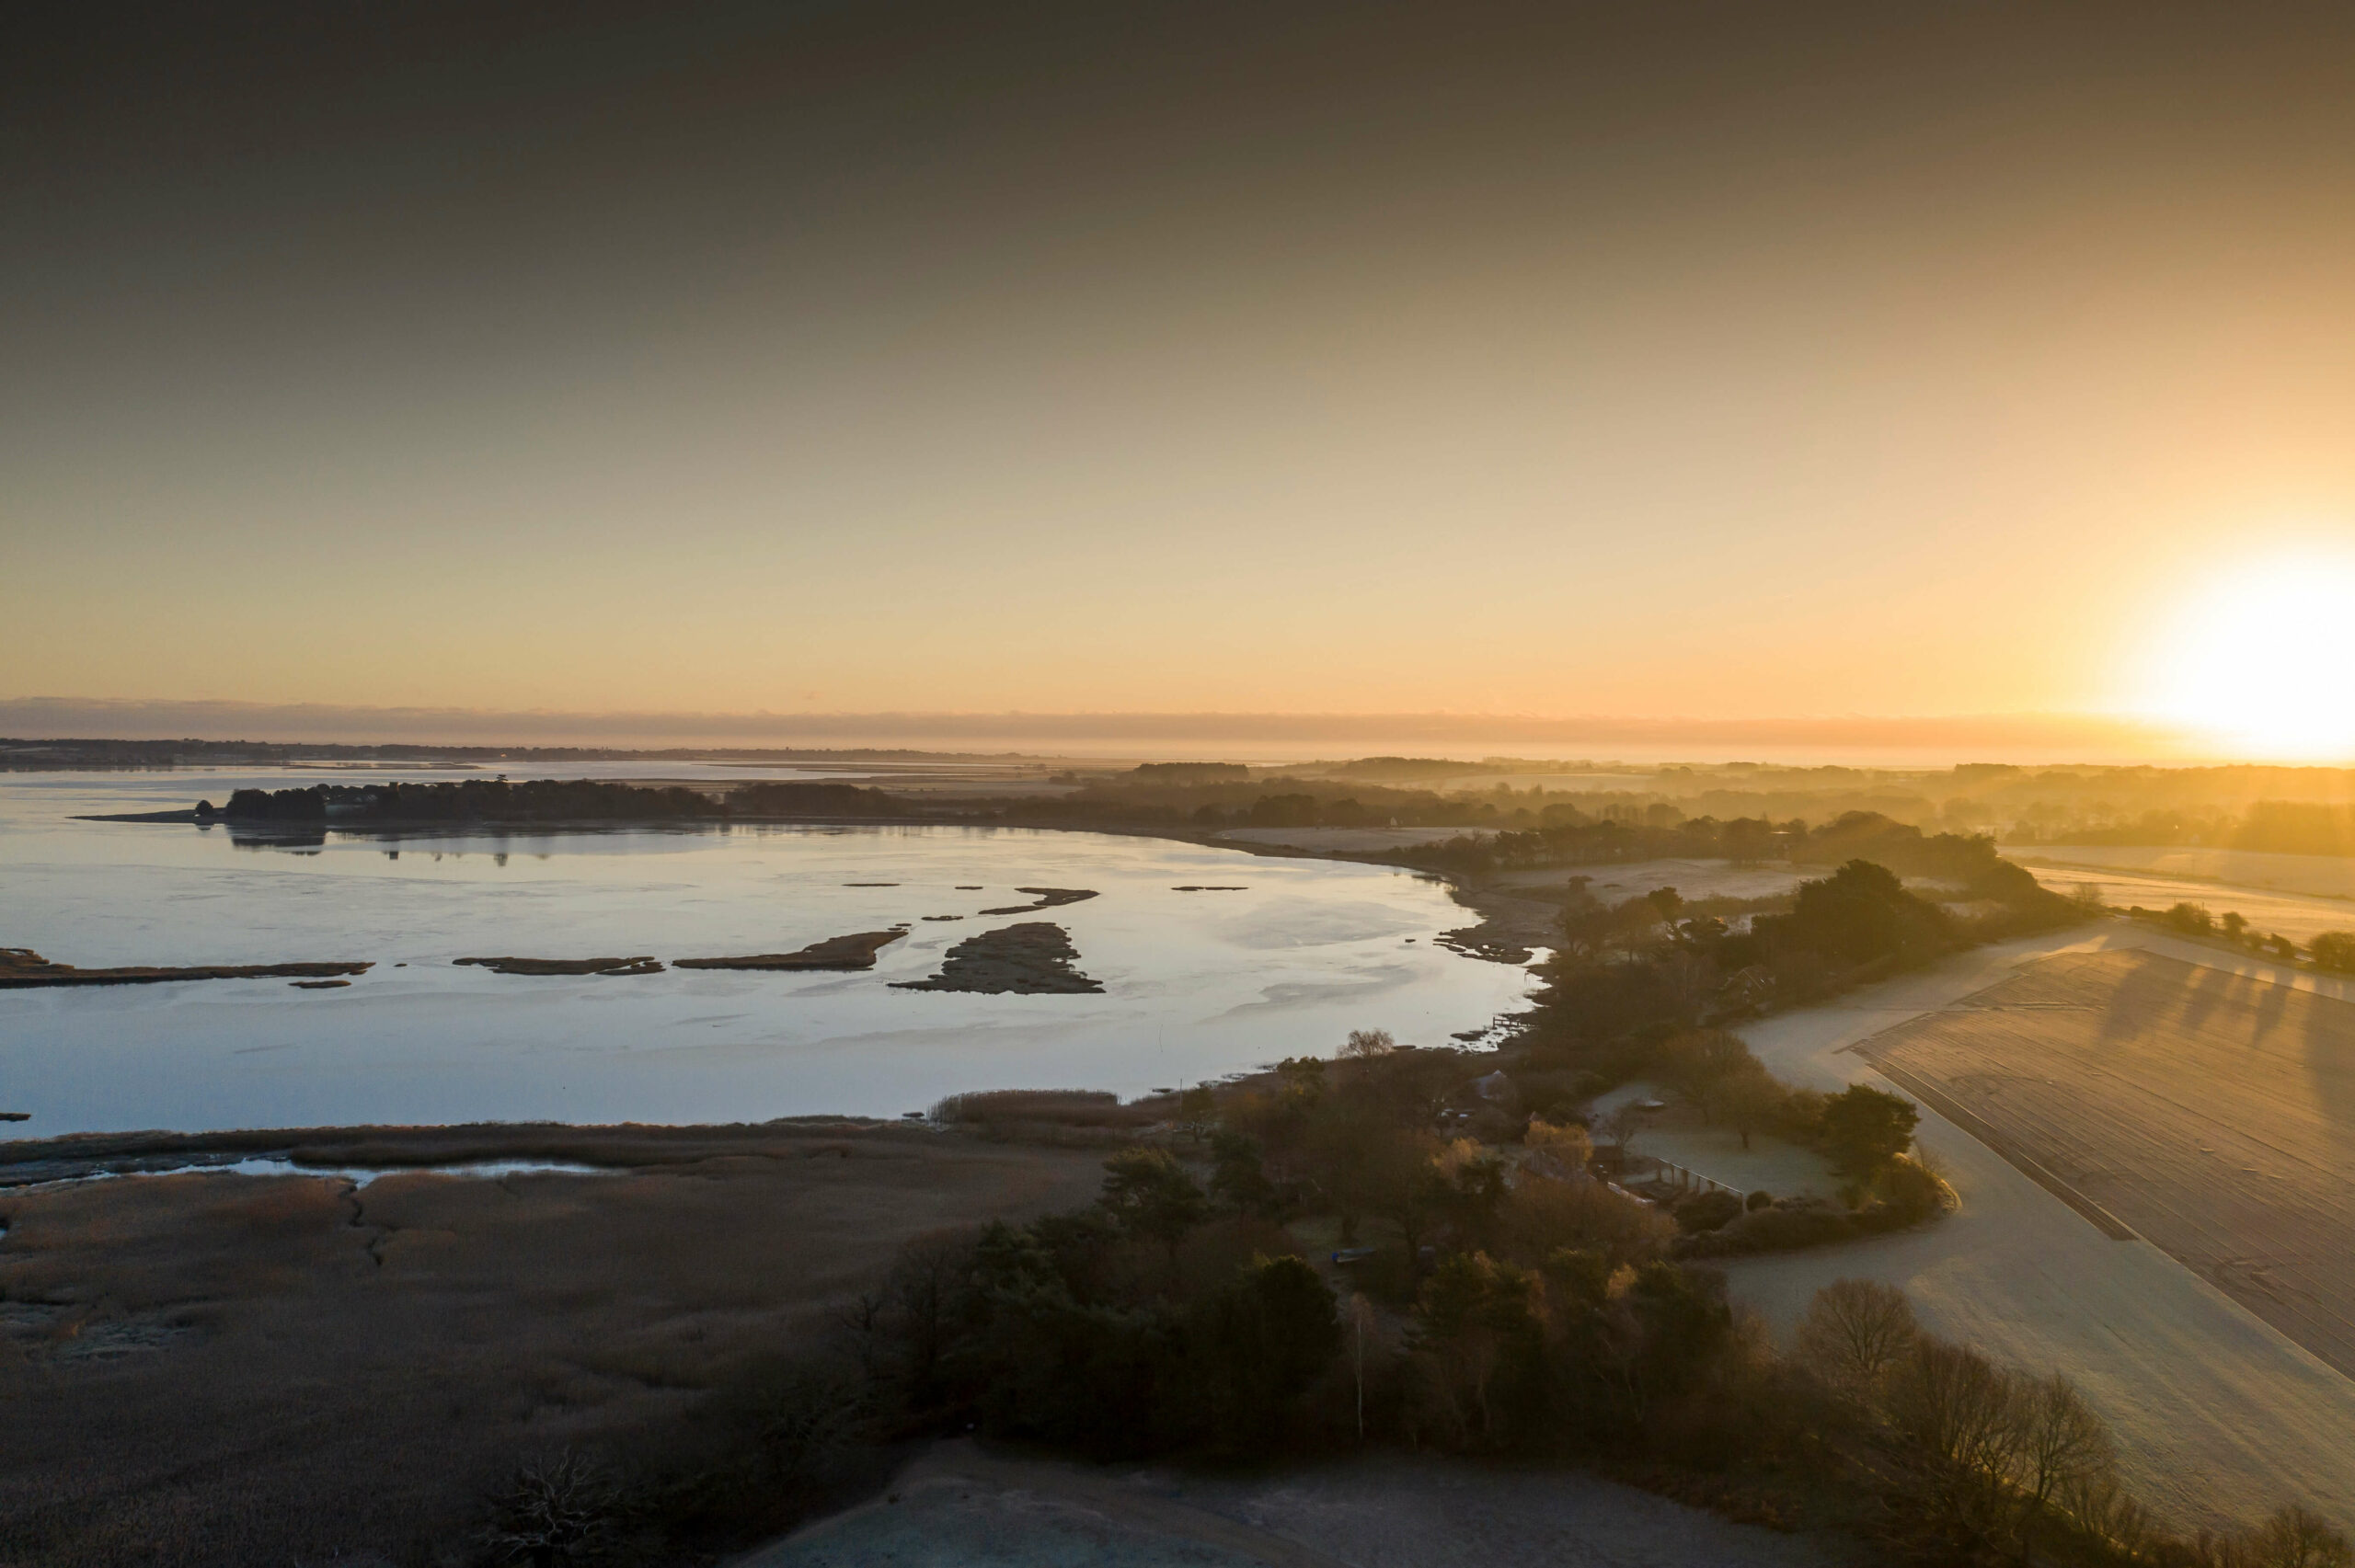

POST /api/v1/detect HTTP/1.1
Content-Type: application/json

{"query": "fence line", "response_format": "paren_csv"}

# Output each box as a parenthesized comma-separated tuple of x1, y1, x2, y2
(1622, 1150, 1742, 1198)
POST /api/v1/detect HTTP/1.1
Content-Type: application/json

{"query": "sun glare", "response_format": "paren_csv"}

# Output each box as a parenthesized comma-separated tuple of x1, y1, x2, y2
(2143, 552, 2355, 761)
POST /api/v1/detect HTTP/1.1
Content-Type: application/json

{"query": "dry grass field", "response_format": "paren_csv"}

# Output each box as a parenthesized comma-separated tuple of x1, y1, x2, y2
(0, 1125, 1109, 1568)
(1857, 947, 2355, 1378)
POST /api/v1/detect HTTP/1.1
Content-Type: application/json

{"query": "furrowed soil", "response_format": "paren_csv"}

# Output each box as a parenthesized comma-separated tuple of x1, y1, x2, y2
(0, 1124, 1108, 1568)
(1856, 946, 2355, 1378)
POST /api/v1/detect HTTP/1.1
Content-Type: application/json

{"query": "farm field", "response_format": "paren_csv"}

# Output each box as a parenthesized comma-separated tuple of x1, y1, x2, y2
(1857, 947, 2355, 1377)
(2003, 847, 2355, 946)
(1726, 928, 2355, 1530)
(2000, 844, 2355, 902)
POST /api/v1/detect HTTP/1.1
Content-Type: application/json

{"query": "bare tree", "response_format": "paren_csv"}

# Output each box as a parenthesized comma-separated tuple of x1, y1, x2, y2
(478, 1449, 617, 1568)
(1707, 1068, 1783, 1150)
(1597, 1101, 1645, 1160)
(1885, 1337, 2029, 1539)
(1342, 1028, 1396, 1059)
(2062, 1471, 2160, 1562)
(1794, 1278, 1918, 1401)
(2233, 1505, 2355, 1568)
(2011, 1371, 2117, 1547)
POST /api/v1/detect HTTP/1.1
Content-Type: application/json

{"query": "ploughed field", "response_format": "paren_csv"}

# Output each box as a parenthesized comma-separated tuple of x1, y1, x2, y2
(1856, 948, 2355, 1375)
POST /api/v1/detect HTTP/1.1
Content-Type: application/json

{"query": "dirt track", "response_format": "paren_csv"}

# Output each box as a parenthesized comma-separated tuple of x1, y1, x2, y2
(1859, 948, 2355, 1378)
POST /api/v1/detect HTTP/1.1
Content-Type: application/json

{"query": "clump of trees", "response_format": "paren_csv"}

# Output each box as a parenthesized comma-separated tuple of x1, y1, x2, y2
(1516, 835, 2081, 1096)
(1792, 1279, 2351, 1566)
(215, 778, 909, 827)
(671, 1147, 2339, 1568)
(457, 1029, 2343, 1565)
(2024, 800, 2355, 859)
(994, 776, 1513, 831)
(2121, 901, 2346, 970)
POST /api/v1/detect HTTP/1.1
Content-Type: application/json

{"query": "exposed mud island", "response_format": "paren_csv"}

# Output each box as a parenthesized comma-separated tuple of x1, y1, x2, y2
(0, 947, 373, 989)
(891, 921, 1102, 993)
(454, 955, 665, 976)
(975, 886, 1097, 914)
(672, 930, 911, 970)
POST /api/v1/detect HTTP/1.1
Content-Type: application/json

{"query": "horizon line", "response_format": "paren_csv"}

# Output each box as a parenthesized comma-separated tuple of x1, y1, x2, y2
(0, 695, 2298, 768)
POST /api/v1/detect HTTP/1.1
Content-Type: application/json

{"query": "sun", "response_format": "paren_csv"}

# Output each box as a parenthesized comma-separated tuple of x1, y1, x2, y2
(2141, 552, 2355, 761)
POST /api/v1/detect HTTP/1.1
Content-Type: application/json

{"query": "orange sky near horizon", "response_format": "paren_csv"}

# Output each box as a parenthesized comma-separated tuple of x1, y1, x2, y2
(7, 3, 2355, 754)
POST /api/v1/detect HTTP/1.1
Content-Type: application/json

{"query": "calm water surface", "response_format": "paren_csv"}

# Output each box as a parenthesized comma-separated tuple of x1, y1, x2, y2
(0, 769, 1534, 1133)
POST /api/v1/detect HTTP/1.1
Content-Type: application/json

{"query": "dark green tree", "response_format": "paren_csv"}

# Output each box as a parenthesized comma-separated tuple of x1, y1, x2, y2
(1185, 1255, 1341, 1448)
(1208, 1128, 1282, 1217)
(1098, 1149, 1209, 1248)
(1773, 859, 1953, 965)
(1819, 1083, 1920, 1175)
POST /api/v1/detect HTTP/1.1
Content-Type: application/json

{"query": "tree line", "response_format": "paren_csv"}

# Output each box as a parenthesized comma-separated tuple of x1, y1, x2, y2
(2014, 801, 2355, 858)
(211, 779, 908, 824)
(2120, 898, 2355, 975)
(481, 1071, 2348, 1565)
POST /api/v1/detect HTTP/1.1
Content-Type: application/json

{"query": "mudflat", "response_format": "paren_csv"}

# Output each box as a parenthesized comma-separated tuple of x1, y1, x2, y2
(0, 946, 373, 988)
(672, 930, 910, 970)
(0, 1123, 1108, 1568)
(1857, 947, 2355, 1376)
(891, 921, 1104, 993)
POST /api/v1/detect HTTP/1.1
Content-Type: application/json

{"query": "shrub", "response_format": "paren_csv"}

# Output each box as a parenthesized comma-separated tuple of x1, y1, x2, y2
(1671, 1190, 1744, 1233)
(2164, 901, 2216, 937)
(1677, 1200, 1855, 1257)
(1875, 1154, 1956, 1222)
(2313, 932, 2355, 975)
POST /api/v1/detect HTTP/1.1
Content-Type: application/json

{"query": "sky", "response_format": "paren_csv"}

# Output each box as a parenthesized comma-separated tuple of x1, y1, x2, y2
(8, 2, 2355, 752)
